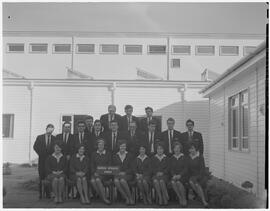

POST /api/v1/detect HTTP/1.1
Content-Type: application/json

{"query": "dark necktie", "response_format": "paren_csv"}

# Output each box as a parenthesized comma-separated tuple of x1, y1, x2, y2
(169, 130, 173, 153)
(112, 133, 116, 151)
(47, 135, 51, 148)
(80, 133, 83, 143)
(189, 132, 193, 142)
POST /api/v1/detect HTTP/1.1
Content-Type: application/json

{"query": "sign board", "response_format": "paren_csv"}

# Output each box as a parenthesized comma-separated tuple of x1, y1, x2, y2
(96, 166, 120, 175)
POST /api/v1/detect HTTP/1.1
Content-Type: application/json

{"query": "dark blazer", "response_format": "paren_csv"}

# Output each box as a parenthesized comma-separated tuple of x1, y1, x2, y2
(89, 131, 105, 152)
(33, 134, 56, 179)
(55, 133, 74, 156)
(140, 116, 161, 133)
(161, 129, 182, 156)
(120, 115, 140, 132)
(69, 154, 90, 176)
(45, 154, 67, 175)
(112, 152, 133, 175)
(103, 131, 128, 154)
(100, 113, 122, 132)
(181, 131, 204, 156)
(85, 126, 94, 135)
(150, 155, 169, 176)
(72, 132, 91, 156)
(126, 130, 144, 156)
(90, 151, 112, 175)
(141, 131, 161, 156)
(132, 156, 151, 177)
(169, 155, 188, 177)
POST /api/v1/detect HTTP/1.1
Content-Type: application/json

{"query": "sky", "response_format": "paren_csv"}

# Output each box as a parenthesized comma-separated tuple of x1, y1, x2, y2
(3, 2, 268, 34)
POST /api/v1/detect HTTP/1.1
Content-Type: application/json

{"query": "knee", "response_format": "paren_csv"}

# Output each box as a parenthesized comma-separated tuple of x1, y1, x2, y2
(95, 178, 101, 183)
(90, 179, 95, 184)
(77, 178, 82, 183)
(153, 179, 158, 184)
(171, 180, 176, 185)
(114, 179, 119, 184)
(82, 177, 86, 181)
(120, 178, 126, 184)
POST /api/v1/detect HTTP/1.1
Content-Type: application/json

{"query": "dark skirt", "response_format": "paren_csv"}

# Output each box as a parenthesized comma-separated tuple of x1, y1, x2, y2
(47, 173, 66, 182)
(91, 174, 113, 183)
(171, 175, 188, 184)
(114, 174, 133, 181)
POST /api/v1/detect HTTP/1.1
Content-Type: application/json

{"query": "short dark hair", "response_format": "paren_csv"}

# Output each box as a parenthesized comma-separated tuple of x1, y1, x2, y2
(54, 140, 63, 149)
(138, 143, 147, 150)
(188, 141, 199, 151)
(96, 138, 105, 145)
(156, 141, 165, 150)
(167, 117, 175, 123)
(117, 139, 127, 148)
(76, 144, 85, 152)
(94, 119, 101, 124)
(110, 120, 118, 125)
(173, 141, 183, 152)
(63, 122, 71, 127)
(125, 105, 133, 110)
(85, 115, 93, 121)
(46, 124, 54, 129)
(145, 107, 153, 112)
(77, 121, 85, 126)
(186, 119, 194, 126)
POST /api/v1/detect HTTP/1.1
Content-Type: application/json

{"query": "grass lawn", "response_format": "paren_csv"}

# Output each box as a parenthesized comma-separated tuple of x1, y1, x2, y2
(3, 164, 204, 208)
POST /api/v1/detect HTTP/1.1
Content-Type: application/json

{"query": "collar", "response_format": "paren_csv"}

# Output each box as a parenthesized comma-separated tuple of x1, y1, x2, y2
(173, 153, 184, 159)
(117, 151, 128, 156)
(97, 150, 106, 155)
(189, 151, 200, 160)
(137, 154, 148, 161)
(76, 153, 85, 158)
(155, 154, 166, 161)
(188, 130, 194, 134)
(52, 153, 63, 159)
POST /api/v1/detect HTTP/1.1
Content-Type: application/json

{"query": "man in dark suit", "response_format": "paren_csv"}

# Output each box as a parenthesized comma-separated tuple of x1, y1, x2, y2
(161, 117, 182, 156)
(141, 120, 161, 156)
(56, 122, 74, 160)
(140, 106, 161, 133)
(103, 120, 127, 154)
(126, 120, 143, 157)
(33, 124, 56, 199)
(120, 105, 140, 132)
(181, 119, 204, 156)
(84, 115, 94, 135)
(72, 121, 91, 157)
(100, 105, 122, 132)
(89, 119, 105, 152)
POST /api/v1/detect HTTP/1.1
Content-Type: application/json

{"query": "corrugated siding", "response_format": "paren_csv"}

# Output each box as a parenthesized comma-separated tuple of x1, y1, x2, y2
(3, 86, 31, 163)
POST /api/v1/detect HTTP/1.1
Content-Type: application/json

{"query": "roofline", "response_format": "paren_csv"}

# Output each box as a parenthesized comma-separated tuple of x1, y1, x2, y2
(200, 40, 266, 95)
(3, 78, 210, 89)
(3, 31, 266, 40)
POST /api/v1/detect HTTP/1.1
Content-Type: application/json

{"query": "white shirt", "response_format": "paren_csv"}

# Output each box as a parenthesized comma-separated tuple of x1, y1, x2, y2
(173, 153, 184, 160)
(97, 150, 106, 155)
(168, 129, 174, 153)
(52, 153, 63, 163)
(76, 153, 85, 162)
(63, 132, 69, 143)
(148, 131, 155, 153)
(155, 154, 166, 161)
(190, 151, 200, 160)
(79, 132, 84, 143)
(95, 131, 100, 137)
(117, 151, 128, 163)
(137, 154, 147, 162)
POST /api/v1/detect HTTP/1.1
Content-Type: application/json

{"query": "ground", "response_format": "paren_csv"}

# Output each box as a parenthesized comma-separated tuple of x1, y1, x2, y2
(3, 165, 204, 208)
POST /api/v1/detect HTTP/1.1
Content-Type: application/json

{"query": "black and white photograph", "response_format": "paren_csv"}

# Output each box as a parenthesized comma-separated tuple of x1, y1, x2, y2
(1, 1, 268, 209)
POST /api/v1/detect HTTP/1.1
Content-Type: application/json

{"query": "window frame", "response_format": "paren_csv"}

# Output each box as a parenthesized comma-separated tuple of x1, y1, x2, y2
(219, 46, 239, 56)
(76, 44, 95, 54)
(171, 45, 191, 55)
(29, 43, 48, 54)
(52, 44, 72, 54)
(147, 45, 167, 55)
(123, 45, 143, 55)
(171, 58, 181, 68)
(6, 43, 25, 53)
(195, 45, 215, 56)
(2, 114, 15, 139)
(228, 89, 250, 152)
(243, 46, 256, 56)
(99, 44, 119, 54)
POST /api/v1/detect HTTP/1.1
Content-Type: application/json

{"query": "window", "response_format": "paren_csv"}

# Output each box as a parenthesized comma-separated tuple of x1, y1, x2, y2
(53, 44, 71, 53)
(229, 90, 249, 151)
(3, 114, 14, 138)
(30, 43, 48, 53)
(220, 46, 239, 56)
(171, 58, 180, 68)
(172, 45, 191, 55)
(124, 45, 142, 54)
(195, 45, 215, 56)
(100, 44, 119, 54)
(243, 46, 256, 56)
(148, 45, 166, 54)
(61, 114, 90, 134)
(7, 43, 24, 53)
(76, 44, 95, 54)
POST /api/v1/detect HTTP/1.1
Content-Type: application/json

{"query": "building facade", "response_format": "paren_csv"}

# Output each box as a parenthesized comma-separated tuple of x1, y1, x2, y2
(201, 41, 266, 198)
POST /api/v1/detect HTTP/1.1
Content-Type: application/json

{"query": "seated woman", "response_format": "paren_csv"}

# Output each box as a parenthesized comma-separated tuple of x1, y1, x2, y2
(133, 144, 152, 205)
(90, 138, 111, 205)
(187, 141, 208, 207)
(45, 142, 67, 203)
(112, 139, 134, 205)
(150, 142, 169, 206)
(169, 142, 188, 207)
(69, 144, 90, 204)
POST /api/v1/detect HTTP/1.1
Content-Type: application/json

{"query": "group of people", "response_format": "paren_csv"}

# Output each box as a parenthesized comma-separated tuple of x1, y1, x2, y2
(33, 104, 208, 207)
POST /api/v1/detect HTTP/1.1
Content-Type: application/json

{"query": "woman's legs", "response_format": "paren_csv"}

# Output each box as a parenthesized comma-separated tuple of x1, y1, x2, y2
(90, 178, 100, 197)
(176, 181, 187, 206)
(189, 180, 208, 206)
(58, 177, 65, 203)
(142, 179, 151, 204)
(159, 179, 168, 205)
(114, 178, 129, 204)
(137, 179, 146, 204)
(77, 178, 85, 203)
(95, 178, 110, 203)
(120, 179, 134, 205)
(52, 178, 58, 203)
(171, 180, 182, 204)
(153, 179, 162, 205)
(82, 177, 90, 203)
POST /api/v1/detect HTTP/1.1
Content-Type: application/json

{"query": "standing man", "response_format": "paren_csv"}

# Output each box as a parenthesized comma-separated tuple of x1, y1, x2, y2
(120, 105, 139, 132)
(33, 124, 56, 199)
(140, 107, 161, 133)
(89, 120, 105, 152)
(181, 119, 204, 156)
(85, 116, 94, 135)
(141, 120, 161, 156)
(161, 118, 182, 156)
(104, 120, 126, 154)
(100, 105, 122, 132)
(126, 121, 143, 157)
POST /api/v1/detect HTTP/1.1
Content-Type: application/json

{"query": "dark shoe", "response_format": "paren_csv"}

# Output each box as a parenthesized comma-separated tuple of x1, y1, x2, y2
(104, 199, 111, 205)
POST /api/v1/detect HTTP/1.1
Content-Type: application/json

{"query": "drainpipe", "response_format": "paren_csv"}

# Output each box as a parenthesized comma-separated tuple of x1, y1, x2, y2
(28, 81, 34, 165)
(256, 66, 259, 196)
(71, 36, 74, 71)
(109, 82, 117, 105)
(178, 83, 187, 130)
(166, 37, 170, 80)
